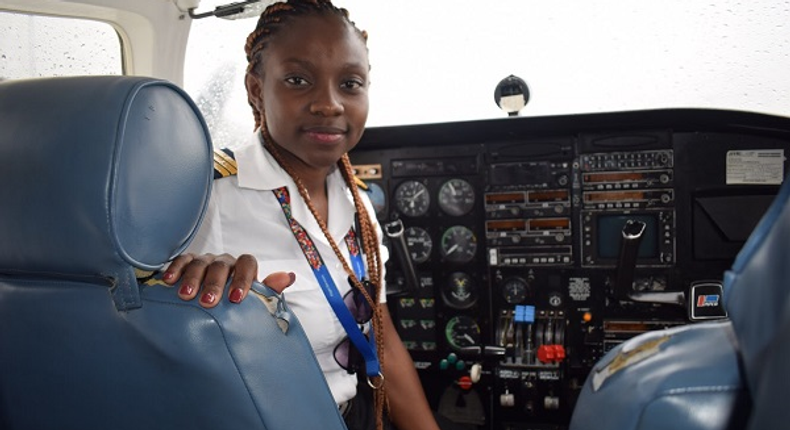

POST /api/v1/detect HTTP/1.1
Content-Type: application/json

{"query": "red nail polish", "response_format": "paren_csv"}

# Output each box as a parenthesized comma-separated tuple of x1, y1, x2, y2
(200, 292, 216, 305)
(179, 284, 194, 296)
(229, 288, 243, 304)
(288, 272, 296, 285)
(163, 272, 174, 282)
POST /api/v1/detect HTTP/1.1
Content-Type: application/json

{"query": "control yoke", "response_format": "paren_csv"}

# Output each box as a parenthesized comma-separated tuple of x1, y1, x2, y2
(615, 219, 685, 306)
(384, 219, 418, 296)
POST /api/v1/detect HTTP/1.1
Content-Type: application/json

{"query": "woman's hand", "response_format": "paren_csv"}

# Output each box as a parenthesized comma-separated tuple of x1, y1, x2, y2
(163, 253, 295, 308)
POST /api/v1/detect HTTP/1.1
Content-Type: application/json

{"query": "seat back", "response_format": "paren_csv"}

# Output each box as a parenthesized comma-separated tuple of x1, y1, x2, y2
(0, 76, 347, 430)
(723, 172, 790, 430)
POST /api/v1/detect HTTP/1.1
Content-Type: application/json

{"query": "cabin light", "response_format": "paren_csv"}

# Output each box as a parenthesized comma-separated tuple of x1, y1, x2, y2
(494, 74, 530, 117)
(188, 0, 279, 20)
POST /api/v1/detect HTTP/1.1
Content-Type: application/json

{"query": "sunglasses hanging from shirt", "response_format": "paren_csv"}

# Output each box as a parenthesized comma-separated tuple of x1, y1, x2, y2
(334, 281, 375, 373)
(272, 186, 382, 383)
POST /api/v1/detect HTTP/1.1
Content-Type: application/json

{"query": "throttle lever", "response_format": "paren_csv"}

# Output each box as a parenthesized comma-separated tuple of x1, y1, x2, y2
(458, 345, 507, 358)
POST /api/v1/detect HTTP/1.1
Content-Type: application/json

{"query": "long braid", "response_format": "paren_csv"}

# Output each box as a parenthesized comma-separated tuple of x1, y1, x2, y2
(338, 153, 385, 367)
(245, 4, 383, 424)
(337, 155, 388, 423)
(338, 155, 383, 290)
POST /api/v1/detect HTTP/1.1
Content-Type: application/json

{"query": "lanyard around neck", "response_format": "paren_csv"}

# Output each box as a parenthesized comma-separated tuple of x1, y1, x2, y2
(272, 186, 380, 377)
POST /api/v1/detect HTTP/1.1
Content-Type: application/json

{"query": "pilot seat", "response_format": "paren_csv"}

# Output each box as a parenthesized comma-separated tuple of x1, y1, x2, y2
(0, 76, 347, 430)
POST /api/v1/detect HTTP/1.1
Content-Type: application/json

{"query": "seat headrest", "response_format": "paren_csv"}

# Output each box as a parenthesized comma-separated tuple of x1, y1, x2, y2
(724, 173, 790, 393)
(0, 76, 212, 309)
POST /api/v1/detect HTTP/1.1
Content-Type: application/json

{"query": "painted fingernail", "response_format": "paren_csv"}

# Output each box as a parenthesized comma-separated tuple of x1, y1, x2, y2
(288, 272, 296, 286)
(179, 284, 194, 296)
(163, 272, 174, 282)
(229, 288, 243, 304)
(200, 292, 216, 305)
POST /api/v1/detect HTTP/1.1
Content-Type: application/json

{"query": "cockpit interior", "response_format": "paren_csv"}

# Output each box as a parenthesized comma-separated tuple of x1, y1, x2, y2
(1, 1, 789, 429)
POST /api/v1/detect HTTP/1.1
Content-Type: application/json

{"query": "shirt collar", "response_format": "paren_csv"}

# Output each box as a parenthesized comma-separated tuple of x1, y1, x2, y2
(235, 131, 288, 191)
(234, 131, 357, 242)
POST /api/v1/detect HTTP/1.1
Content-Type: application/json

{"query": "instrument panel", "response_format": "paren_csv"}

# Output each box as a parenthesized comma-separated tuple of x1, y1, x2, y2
(350, 109, 790, 430)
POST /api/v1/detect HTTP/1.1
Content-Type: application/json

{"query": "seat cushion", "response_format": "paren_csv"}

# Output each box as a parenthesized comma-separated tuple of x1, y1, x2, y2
(569, 321, 749, 430)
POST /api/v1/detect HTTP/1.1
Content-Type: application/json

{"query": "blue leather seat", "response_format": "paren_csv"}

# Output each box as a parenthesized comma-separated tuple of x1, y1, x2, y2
(723, 170, 790, 430)
(0, 76, 347, 430)
(570, 174, 790, 430)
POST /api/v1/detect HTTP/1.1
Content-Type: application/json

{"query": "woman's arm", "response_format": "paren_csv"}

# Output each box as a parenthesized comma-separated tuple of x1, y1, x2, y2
(381, 306, 442, 430)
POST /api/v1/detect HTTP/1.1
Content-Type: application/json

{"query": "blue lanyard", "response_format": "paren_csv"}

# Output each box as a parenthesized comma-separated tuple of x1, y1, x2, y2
(272, 187, 380, 377)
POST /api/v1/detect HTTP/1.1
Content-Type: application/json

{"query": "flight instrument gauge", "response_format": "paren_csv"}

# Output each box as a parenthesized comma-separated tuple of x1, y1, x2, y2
(443, 272, 478, 309)
(501, 277, 532, 304)
(438, 178, 475, 216)
(365, 182, 387, 217)
(394, 180, 430, 217)
(445, 315, 481, 351)
(440, 225, 477, 263)
(405, 226, 432, 264)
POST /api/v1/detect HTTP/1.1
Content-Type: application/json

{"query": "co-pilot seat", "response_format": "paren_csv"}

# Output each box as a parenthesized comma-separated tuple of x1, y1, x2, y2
(0, 76, 347, 430)
(570, 171, 790, 430)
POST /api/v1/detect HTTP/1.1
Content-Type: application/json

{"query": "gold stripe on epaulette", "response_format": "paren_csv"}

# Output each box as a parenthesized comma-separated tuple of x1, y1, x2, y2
(214, 149, 237, 167)
(214, 161, 232, 178)
(353, 175, 369, 191)
(213, 150, 238, 177)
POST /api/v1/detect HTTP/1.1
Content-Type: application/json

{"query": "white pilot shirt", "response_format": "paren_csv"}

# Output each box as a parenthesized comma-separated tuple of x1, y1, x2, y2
(186, 132, 389, 404)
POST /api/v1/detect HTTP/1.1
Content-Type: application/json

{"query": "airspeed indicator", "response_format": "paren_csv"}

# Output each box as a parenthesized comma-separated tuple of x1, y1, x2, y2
(440, 225, 477, 263)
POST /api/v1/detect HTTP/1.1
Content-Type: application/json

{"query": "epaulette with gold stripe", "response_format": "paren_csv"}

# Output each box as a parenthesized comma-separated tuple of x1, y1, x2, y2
(213, 148, 237, 179)
(353, 175, 369, 191)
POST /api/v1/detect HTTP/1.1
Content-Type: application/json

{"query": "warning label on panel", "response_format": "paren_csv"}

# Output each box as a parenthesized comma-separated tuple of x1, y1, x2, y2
(726, 149, 785, 185)
(568, 277, 591, 301)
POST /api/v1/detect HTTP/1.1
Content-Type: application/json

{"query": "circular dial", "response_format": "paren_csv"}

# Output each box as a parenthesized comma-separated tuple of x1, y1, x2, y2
(394, 180, 430, 217)
(445, 315, 481, 351)
(501, 277, 531, 304)
(440, 225, 477, 263)
(443, 272, 478, 309)
(404, 226, 432, 264)
(365, 182, 387, 217)
(438, 178, 475, 216)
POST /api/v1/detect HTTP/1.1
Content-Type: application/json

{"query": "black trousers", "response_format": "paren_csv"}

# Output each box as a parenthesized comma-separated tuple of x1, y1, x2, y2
(342, 374, 393, 430)
(342, 374, 478, 430)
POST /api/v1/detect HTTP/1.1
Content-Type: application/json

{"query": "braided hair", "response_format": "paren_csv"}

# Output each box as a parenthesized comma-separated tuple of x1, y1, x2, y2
(244, 2, 386, 428)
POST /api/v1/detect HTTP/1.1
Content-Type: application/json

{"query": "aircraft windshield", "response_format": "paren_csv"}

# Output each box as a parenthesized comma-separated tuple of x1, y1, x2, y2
(184, 0, 790, 147)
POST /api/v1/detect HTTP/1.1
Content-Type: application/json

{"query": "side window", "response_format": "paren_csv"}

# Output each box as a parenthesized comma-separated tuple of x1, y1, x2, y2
(184, 17, 251, 149)
(0, 11, 122, 79)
